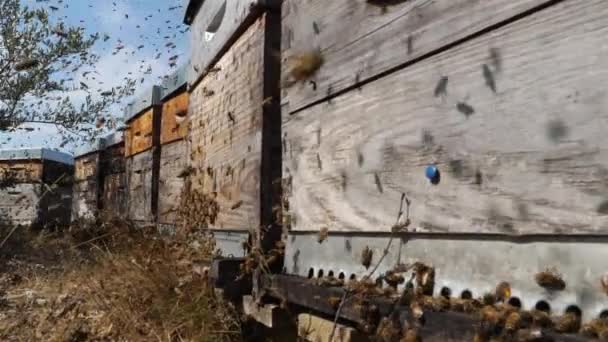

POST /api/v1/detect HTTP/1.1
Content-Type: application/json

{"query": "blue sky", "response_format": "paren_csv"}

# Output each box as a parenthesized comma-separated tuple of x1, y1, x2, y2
(0, 0, 190, 153)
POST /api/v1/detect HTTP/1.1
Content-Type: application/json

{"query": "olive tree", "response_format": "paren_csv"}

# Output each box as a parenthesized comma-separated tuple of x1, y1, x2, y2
(0, 0, 134, 144)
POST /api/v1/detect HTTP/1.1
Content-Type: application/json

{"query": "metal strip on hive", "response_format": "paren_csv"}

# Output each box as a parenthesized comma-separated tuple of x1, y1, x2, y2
(284, 231, 608, 322)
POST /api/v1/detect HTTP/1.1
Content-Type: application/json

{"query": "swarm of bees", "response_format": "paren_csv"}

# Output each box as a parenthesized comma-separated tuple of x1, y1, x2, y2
(306, 254, 602, 341)
(176, 185, 220, 233)
(580, 317, 608, 339)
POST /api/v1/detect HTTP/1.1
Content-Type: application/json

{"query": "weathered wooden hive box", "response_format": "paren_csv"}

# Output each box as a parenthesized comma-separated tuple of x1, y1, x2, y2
(281, 0, 608, 236)
(99, 132, 127, 218)
(158, 63, 189, 226)
(73, 144, 100, 220)
(0, 148, 73, 228)
(185, 0, 281, 245)
(124, 86, 162, 223)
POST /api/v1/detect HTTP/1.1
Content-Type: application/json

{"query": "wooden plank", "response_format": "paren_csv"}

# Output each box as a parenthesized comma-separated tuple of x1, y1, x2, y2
(39, 185, 72, 228)
(283, 0, 608, 234)
(102, 173, 127, 218)
(74, 154, 98, 182)
(0, 161, 43, 183)
(188, 17, 266, 231)
(72, 180, 97, 220)
(43, 160, 73, 185)
(158, 140, 187, 224)
(297, 313, 368, 342)
(100, 143, 125, 175)
(161, 91, 189, 145)
(125, 109, 153, 157)
(281, 0, 550, 113)
(0, 184, 40, 226)
(188, 0, 266, 85)
(126, 150, 154, 222)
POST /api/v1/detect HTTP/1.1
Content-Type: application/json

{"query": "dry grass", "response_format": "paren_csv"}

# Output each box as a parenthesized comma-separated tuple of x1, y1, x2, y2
(0, 219, 242, 342)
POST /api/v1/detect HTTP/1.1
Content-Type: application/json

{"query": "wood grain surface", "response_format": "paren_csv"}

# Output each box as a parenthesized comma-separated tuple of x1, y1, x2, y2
(188, 17, 266, 231)
(126, 150, 154, 222)
(281, 0, 551, 113)
(0, 184, 40, 225)
(283, 0, 608, 234)
(161, 92, 189, 145)
(0, 161, 43, 183)
(188, 0, 263, 85)
(158, 140, 187, 224)
(125, 109, 153, 157)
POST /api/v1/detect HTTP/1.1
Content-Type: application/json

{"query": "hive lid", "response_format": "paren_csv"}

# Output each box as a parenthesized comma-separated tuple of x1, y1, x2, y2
(99, 131, 124, 149)
(73, 142, 101, 159)
(124, 85, 162, 122)
(160, 62, 189, 100)
(0, 148, 74, 165)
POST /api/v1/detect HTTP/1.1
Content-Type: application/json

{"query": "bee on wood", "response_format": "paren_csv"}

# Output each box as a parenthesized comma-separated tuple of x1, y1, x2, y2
(504, 310, 533, 333)
(530, 309, 553, 328)
(477, 305, 499, 340)
(601, 272, 608, 296)
(535, 267, 566, 291)
(262, 96, 273, 106)
(202, 87, 214, 97)
(555, 306, 582, 333)
(177, 166, 194, 178)
(555, 312, 581, 333)
(383, 270, 405, 288)
(316, 275, 343, 288)
(399, 281, 415, 306)
(361, 246, 373, 269)
(481, 292, 496, 306)
(317, 227, 329, 243)
(494, 281, 511, 303)
(376, 317, 401, 341)
(230, 200, 243, 210)
(413, 262, 435, 296)
(580, 317, 608, 338)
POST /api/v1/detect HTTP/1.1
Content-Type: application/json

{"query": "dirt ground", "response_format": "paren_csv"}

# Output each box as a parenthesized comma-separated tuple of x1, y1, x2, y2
(0, 218, 243, 342)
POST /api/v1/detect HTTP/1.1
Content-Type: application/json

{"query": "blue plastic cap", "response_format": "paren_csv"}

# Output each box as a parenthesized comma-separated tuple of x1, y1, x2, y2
(425, 165, 439, 180)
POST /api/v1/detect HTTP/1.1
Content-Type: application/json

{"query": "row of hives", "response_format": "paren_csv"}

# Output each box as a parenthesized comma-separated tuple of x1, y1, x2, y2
(8, 0, 608, 274)
(72, 67, 189, 227)
(4, 0, 607, 237)
(62, 0, 608, 334)
(73, 1, 283, 234)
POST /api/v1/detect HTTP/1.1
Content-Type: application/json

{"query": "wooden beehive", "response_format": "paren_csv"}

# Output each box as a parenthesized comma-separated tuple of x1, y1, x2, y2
(187, 1, 282, 232)
(0, 148, 73, 228)
(72, 145, 100, 220)
(281, 0, 608, 234)
(185, 0, 280, 85)
(124, 86, 162, 223)
(158, 64, 189, 225)
(99, 132, 127, 218)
